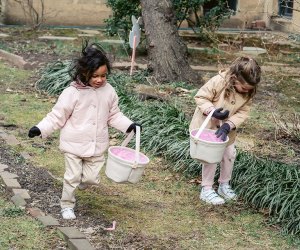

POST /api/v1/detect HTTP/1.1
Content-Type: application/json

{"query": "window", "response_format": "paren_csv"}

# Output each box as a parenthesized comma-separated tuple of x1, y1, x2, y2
(278, 0, 293, 17)
(203, 0, 237, 15)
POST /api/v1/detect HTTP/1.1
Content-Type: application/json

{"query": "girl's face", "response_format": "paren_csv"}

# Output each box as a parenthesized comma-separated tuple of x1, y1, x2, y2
(233, 76, 255, 94)
(88, 65, 108, 88)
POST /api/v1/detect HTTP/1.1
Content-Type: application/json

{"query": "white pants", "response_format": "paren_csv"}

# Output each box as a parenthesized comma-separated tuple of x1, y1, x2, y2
(201, 143, 236, 187)
(60, 153, 105, 209)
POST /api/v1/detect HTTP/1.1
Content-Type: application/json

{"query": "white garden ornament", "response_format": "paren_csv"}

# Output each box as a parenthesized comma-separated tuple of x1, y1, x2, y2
(129, 16, 142, 76)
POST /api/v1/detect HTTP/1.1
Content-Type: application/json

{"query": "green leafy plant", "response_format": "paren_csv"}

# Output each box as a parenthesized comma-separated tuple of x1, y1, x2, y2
(1, 206, 25, 217)
(105, 0, 232, 42)
(104, 0, 141, 41)
(232, 152, 300, 235)
(35, 60, 72, 96)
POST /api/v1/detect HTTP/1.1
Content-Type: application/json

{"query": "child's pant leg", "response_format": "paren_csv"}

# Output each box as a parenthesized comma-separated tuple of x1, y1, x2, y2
(81, 155, 105, 185)
(201, 163, 217, 187)
(60, 153, 83, 209)
(218, 143, 236, 184)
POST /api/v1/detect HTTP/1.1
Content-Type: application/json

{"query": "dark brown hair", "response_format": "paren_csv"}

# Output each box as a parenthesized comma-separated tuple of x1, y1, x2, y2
(69, 41, 111, 85)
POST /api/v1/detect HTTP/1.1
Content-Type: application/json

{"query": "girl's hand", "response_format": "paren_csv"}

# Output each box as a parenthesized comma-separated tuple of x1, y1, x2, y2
(126, 123, 142, 134)
(28, 126, 41, 138)
(215, 123, 230, 141)
(212, 108, 229, 120)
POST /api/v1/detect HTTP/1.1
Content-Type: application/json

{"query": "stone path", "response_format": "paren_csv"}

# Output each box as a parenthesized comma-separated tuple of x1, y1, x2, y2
(0, 128, 96, 250)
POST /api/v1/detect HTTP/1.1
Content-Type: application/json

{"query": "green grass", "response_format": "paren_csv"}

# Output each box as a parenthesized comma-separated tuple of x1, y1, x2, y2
(1, 44, 300, 248)
(0, 193, 63, 249)
(74, 161, 300, 249)
(0, 93, 65, 176)
(0, 63, 31, 91)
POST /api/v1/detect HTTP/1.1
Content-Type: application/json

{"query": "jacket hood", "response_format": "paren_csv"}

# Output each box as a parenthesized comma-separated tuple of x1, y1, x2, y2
(70, 80, 90, 89)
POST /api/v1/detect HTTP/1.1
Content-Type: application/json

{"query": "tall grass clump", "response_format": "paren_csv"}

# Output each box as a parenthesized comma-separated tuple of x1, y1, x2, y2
(35, 63, 300, 235)
(232, 151, 300, 235)
(35, 60, 72, 95)
(109, 73, 201, 177)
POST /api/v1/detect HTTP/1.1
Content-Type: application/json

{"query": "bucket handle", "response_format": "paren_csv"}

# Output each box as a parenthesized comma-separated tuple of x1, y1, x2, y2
(194, 108, 216, 138)
(120, 126, 141, 167)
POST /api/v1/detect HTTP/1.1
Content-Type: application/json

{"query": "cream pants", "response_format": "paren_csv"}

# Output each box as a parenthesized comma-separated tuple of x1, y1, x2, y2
(60, 153, 105, 209)
(201, 143, 236, 188)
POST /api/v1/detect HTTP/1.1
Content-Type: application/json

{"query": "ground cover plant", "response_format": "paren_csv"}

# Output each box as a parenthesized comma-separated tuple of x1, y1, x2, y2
(0, 26, 300, 248)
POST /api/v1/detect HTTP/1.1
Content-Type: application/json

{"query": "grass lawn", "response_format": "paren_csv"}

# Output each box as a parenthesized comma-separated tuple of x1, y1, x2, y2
(0, 59, 299, 248)
(0, 192, 65, 249)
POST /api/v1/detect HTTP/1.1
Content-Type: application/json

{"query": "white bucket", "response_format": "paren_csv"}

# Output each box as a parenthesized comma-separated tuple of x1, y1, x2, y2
(190, 109, 229, 164)
(105, 126, 150, 184)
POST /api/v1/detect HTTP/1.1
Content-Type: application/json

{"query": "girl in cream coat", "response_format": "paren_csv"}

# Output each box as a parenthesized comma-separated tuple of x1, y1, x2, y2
(190, 56, 261, 205)
(28, 42, 141, 219)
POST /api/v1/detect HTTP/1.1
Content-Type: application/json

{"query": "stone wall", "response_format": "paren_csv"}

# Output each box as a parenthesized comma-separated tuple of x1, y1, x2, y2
(1, 0, 300, 33)
(2, 0, 111, 27)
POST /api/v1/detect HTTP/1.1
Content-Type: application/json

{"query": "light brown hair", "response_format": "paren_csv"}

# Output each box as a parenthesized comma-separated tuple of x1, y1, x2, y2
(224, 56, 261, 100)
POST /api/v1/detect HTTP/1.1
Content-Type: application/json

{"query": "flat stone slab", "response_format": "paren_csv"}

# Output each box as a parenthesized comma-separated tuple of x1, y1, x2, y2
(12, 188, 31, 199)
(0, 163, 9, 172)
(191, 65, 219, 72)
(68, 239, 95, 250)
(0, 171, 19, 179)
(242, 46, 267, 55)
(113, 61, 147, 70)
(11, 194, 26, 207)
(101, 39, 125, 44)
(38, 36, 77, 41)
(37, 215, 60, 226)
(2, 178, 21, 189)
(0, 49, 31, 69)
(20, 151, 31, 160)
(77, 34, 95, 37)
(58, 227, 86, 241)
(0, 33, 9, 37)
(3, 134, 20, 146)
(27, 207, 45, 217)
(77, 29, 100, 35)
(188, 46, 206, 51)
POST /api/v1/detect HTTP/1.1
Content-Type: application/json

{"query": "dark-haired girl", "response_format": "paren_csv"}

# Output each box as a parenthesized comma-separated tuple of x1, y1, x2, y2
(28, 42, 140, 219)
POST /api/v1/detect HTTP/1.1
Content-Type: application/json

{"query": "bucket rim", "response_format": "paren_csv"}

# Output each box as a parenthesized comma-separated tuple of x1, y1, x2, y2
(190, 128, 229, 144)
(108, 146, 150, 165)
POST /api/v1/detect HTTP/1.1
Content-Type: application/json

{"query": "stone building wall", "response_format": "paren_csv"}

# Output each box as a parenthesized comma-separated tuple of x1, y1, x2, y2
(1, 0, 299, 33)
(2, 0, 111, 27)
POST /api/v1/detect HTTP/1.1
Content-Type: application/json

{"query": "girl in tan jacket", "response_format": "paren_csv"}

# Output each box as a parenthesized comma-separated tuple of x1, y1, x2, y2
(28, 42, 141, 219)
(190, 56, 261, 205)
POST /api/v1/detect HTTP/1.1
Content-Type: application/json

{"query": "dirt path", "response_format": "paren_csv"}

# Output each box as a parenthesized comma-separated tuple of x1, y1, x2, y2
(0, 137, 123, 249)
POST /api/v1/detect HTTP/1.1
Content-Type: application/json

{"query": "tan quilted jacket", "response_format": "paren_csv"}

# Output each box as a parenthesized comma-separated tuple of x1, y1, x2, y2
(189, 70, 252, 145)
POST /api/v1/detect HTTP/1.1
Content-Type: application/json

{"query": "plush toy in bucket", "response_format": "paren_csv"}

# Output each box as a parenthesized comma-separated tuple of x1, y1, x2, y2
(190, 109, 229, 164)
(105, 126, 150, 184)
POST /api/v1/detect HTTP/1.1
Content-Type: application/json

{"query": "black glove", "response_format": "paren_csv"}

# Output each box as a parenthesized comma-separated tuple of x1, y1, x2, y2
(126, 123, 142, 134)
(212, 108, 229, 120)
(215, 123, 230, 141)
(28, 126, 41, 138)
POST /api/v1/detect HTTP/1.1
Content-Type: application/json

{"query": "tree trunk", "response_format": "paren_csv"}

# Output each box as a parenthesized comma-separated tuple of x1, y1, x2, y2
(140, 0, 202, 84)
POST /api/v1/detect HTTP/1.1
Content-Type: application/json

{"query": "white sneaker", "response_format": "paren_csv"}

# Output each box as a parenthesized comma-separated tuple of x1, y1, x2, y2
(218, 184, 237, 200)
(200, 188, 225, 205)
(61, 207, 76, 220)
(78, 182, 88, 190)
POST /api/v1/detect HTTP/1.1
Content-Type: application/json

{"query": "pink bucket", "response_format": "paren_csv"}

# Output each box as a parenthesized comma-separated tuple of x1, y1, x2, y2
(105, 126, 150, 184)
(190, 109, 229, 163)
(190, 129, 223, 143)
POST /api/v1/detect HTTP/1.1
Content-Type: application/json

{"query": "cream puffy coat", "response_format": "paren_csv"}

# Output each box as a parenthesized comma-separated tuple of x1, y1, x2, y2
(189, 70, 252, 145)
(37, 81, 132, 157)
